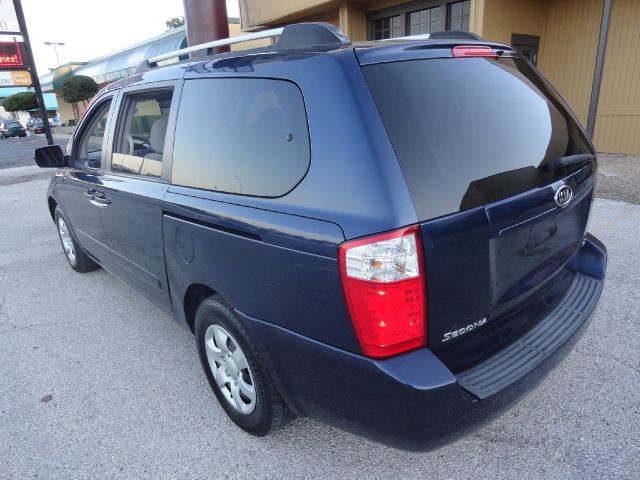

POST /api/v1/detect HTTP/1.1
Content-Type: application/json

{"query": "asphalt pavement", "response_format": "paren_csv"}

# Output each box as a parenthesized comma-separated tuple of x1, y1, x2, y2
(0, 133, 68, 169)
(0, 160, 638, 478)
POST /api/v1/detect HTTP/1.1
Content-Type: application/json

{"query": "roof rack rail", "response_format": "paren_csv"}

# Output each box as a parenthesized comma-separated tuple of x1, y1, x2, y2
(147, 22, 348, 68)
(147, 27, 283, 66)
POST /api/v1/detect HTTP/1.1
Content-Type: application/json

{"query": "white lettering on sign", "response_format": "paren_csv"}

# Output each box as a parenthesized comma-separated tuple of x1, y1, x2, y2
(0, 70, 31, 86)
(0, 0, 20, 32)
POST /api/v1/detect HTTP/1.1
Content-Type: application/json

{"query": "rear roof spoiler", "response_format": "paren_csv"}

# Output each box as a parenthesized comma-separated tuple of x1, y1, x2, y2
(379, 30, 482, 42)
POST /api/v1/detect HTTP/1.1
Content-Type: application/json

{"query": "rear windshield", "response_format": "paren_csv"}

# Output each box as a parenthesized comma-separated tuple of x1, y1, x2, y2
(363, 56, 594, 220)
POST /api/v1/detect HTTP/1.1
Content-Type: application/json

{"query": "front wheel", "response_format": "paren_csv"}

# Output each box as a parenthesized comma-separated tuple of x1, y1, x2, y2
(55, 208, 99, 273)
(195, 296, 289, 436)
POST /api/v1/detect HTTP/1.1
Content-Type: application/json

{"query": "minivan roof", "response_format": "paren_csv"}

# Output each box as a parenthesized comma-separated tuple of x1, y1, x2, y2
(113, 23, 514, 90)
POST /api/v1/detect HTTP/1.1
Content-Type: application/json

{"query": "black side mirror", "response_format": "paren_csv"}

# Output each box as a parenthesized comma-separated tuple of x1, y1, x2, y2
(34, 145, 69, 168)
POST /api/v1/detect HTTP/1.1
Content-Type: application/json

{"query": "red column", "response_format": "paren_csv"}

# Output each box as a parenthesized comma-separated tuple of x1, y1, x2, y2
(183, 0, 230, 54)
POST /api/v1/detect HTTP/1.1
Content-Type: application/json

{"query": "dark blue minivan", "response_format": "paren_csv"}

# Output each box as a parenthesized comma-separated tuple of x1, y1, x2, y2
(36, 23, 607, 449)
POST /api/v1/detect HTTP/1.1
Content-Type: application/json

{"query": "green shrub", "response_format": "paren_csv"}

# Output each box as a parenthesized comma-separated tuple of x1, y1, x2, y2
(3, 92, 38, 112)
(61, 75, 99, 104)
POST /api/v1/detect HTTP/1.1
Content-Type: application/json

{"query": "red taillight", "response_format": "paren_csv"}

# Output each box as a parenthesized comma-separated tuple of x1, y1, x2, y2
(339, 226, 427, 358)
(452, 45, 499, 58)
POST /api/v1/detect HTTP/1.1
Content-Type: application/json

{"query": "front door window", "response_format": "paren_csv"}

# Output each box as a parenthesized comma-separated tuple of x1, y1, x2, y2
(73, 101, 111, 169)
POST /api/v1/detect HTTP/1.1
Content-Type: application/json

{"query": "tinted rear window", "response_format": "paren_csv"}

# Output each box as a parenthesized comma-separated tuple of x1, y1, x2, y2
(363, 57, 593, 220)
(172, 78, 310, 197)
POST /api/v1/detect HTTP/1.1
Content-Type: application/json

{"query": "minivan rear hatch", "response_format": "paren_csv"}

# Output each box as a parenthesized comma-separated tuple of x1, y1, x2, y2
(359, 44, 596, 371)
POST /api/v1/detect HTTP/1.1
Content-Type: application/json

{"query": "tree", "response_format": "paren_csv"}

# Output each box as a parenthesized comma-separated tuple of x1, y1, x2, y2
(61, 75, 99, 117)
(166, 16, 185, 30)
(2, 92, 38, 112)
(61, 75, 99, 105)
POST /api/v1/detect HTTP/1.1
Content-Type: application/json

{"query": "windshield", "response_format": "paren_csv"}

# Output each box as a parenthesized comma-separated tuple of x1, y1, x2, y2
(363, 56, 594, 220)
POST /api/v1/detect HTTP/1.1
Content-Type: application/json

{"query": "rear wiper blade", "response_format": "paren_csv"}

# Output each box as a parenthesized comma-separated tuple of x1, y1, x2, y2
(539, 153, 595, 172)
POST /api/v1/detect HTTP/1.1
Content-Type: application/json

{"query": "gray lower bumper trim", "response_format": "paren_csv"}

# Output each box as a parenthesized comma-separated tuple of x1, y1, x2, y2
(457, 273, 602, 400)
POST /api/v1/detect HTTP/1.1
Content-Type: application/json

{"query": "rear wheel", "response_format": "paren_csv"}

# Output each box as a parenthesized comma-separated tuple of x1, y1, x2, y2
(55, 208, 99, 273)
(195, 296, 288, 436)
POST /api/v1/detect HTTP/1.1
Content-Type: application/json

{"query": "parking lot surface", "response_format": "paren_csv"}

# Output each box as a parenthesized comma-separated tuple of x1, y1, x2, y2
(0, 164, 639, 479)
(0, 133, 68, 169)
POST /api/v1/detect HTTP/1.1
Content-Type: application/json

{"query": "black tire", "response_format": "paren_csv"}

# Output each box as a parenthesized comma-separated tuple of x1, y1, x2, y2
(195, 296, 288, 436)
(54, 208, 99, 273)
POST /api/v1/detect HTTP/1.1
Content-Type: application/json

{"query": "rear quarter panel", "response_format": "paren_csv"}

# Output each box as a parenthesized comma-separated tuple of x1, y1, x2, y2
(162, 192, 361, 352)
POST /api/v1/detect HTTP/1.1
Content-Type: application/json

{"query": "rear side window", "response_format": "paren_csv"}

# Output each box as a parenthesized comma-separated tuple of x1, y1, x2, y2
(363, 57, 593, 220)
(172, 78, 310, 197)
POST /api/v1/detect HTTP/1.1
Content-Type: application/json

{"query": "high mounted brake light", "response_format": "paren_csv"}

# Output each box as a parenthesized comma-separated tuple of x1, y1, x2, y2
(339, 226, 427, 358)
(452, 45, 499, 58)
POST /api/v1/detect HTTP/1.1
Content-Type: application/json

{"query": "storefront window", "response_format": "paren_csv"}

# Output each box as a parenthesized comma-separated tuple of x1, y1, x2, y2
(446, 0, 471, 31)
(408, 6, 441, 35)
(371, 15, 402, 40)
(368, 1, 471, 40)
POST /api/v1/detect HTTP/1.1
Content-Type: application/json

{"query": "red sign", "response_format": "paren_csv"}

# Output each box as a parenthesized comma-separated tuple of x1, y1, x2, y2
(0, 42, 23, 69)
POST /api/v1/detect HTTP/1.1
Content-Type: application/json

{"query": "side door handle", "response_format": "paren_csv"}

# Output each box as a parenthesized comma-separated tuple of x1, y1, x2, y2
(88, 190, 111, 208)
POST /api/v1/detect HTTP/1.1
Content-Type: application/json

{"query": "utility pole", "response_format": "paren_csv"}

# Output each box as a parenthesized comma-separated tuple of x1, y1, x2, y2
(13, 0, 53, 145)
(183, 0, 230, 55)
(586, 0, 613, 140)
(44, 41, 65, 67)
(12, 0, 54, 145)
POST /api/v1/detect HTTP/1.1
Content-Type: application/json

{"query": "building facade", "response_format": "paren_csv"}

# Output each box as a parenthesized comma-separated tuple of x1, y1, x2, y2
(240, 0, 640, 155)
(39, 19, 268, 124)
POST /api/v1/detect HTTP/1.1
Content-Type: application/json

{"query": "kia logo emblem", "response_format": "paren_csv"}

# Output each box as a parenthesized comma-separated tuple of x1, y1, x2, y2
(555, 185, 573, 207)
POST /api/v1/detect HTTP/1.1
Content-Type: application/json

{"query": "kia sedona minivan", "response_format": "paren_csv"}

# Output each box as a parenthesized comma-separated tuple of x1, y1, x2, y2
(35, 23, 607, 449)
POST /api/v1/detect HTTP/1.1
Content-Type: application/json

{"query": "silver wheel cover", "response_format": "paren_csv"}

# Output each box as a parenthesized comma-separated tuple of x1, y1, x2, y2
(57, 217, 76, 264)
(204, 324, 257, 415)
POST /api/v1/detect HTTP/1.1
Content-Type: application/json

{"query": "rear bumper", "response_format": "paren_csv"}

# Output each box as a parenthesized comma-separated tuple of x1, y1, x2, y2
(238, 233, 607, 450)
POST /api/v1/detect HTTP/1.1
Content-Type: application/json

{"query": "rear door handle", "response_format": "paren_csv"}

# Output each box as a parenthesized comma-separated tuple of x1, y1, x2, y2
(89, 197, 111, 208)
(88, 190, 111, 207)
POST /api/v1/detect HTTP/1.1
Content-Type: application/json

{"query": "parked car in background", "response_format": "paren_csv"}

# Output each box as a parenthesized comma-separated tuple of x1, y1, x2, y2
(34, 23, 607, 450)
(0, 120, 26, 138)
(26, 117, 45, 134)
(49, 116, 62, 127)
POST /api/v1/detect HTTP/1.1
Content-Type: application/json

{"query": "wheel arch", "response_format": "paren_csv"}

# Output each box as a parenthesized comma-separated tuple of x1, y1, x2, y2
(183, 283, 217, 334)
(48, 196, 57, 222)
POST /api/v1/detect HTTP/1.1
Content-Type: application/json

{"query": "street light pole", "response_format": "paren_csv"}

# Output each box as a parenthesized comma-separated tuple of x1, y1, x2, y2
(12, 0, 54, 145)
(44, 41, 65, 67)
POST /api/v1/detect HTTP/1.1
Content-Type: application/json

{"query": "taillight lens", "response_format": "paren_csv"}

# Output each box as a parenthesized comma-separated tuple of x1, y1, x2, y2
(339, 226, 427, 358)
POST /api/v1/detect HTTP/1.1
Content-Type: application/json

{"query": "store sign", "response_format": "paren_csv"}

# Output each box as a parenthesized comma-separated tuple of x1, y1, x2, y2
(0, 41, 23, 68)
(0, 0, 20, 33)
(0, 69, 30, 86)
